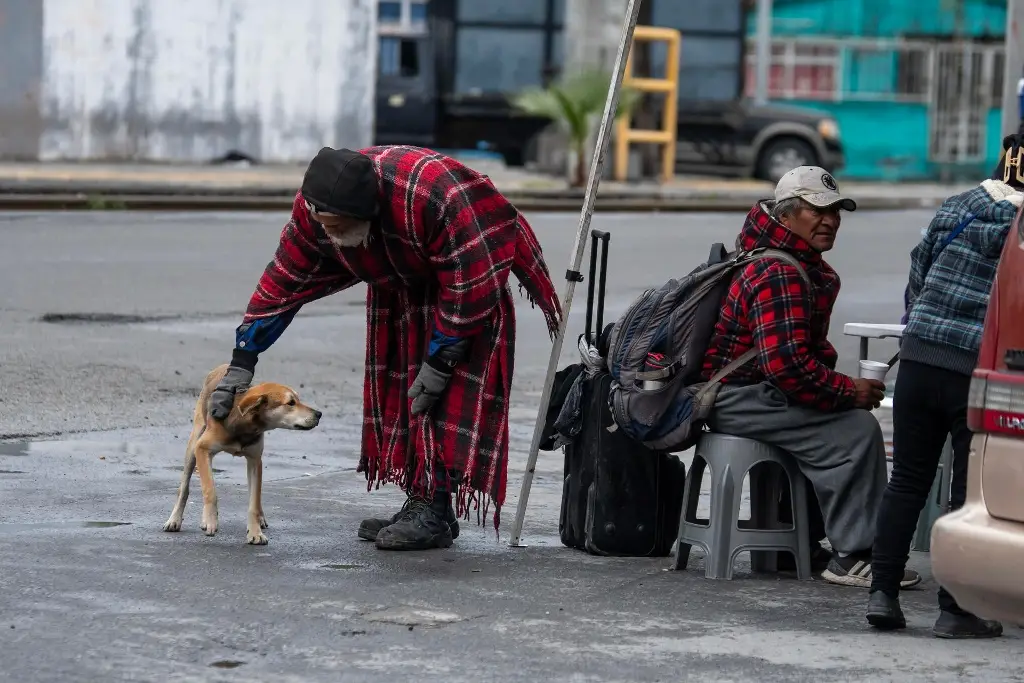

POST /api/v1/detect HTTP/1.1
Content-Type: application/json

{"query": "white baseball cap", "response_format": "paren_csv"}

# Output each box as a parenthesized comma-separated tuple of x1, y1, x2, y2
(774, 166, 857, 211)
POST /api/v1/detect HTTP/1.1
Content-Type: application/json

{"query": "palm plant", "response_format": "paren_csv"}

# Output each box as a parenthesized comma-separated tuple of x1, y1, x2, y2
(512, 70, 642, 187)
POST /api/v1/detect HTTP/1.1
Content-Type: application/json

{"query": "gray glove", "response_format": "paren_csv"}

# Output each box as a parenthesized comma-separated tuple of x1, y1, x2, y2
(409, 357, 454, 416)
(409, 339, 470, 416)
(209, 365, 254, 420)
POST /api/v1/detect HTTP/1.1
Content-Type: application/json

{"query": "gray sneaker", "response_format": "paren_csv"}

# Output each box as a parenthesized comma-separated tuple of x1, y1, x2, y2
(822, 553, 922, 589)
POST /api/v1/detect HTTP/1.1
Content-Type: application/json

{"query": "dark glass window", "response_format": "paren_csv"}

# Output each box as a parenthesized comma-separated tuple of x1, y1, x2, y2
(455, 28, 546, 93)
(379, 1, 402, 23)
(457, 0, 547, 24)
(380, 37, 420, 78)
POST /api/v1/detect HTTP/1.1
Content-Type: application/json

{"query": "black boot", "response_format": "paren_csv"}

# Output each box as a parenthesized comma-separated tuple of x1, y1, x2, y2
(357, 495, 459, 542)
(933, 611, 1003, 639)
(374, 489, 455, 551)
(866, 590, 906, 631)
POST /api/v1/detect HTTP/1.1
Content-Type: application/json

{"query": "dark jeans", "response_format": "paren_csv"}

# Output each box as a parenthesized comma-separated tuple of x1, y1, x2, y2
(871, 359, 972, 614)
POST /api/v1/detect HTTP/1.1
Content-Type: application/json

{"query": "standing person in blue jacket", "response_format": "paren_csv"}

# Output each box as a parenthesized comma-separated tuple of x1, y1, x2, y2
(866, 132, 1024, 638)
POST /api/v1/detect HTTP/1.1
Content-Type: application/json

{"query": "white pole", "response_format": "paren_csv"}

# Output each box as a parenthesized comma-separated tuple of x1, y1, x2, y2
(754, 0, 774, 106)
(1002, 0, 1024, 138)
(508, 0, 644, 548)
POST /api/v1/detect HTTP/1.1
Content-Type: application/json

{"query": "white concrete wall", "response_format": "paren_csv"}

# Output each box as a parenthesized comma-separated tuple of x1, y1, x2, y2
(38, 0, 376, 162)
(564, 0, 627, 76)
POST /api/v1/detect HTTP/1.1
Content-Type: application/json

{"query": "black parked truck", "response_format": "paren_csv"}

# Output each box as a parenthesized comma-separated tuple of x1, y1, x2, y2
(374, 0, 845, 181)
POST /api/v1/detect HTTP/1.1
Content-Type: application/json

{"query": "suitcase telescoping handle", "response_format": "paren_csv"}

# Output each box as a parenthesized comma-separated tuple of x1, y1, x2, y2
(585, 230, 611, 346)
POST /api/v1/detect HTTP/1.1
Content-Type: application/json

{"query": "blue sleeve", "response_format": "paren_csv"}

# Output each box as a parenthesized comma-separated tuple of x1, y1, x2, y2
(235, 308, 301, 354)
(428, 328, 465, 356)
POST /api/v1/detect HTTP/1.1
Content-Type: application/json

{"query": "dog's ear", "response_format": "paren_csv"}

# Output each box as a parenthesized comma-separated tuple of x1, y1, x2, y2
(236, 392, 266, 419)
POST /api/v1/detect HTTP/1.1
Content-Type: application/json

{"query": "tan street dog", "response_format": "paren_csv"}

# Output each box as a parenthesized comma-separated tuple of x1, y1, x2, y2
(162, 364, 321, 544)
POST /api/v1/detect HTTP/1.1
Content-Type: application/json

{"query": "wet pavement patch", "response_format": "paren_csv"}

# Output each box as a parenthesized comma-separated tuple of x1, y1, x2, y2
(164, 466, 225, 474)
(362, 607, 465, 627)
(321, 563, 363, 570)
(209, 660, 245, 669)
(0, 521, 131, 533)
(38, 312, 175, 325)
(2, 439, 186, 459)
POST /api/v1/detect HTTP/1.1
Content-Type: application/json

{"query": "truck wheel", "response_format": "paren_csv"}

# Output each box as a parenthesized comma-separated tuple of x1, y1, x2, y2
(755, 137, 819, 183)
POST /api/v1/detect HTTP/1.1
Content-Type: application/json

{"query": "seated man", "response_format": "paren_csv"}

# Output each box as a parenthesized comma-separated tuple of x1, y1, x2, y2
(701, 166, 920, 589)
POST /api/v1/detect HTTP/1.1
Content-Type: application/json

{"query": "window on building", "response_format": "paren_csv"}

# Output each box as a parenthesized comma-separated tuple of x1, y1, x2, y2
(455, 28, 546, 94)
(379, 1, 402, 23)
(991, 51, 1006, 107)
(552, 0, 565, 24)
(894, 48, 929, 100)
(379, 0, 429, 35)
(410, 2, 427, 24)
(653, 0, 741, 33)
(743, 41, 837, 101)
(379, 36, 420, 78)
(457, 0, 547, 24)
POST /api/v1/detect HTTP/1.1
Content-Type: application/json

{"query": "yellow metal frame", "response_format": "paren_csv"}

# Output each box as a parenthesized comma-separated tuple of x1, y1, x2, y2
(613, 26, 681, 182)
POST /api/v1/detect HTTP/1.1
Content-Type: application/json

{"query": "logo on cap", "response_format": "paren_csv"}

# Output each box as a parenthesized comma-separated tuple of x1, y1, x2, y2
(821, 173, 838, 191)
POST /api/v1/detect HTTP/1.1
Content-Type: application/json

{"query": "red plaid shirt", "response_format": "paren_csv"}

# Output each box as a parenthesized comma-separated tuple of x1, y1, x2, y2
(701, 202, 857, 411)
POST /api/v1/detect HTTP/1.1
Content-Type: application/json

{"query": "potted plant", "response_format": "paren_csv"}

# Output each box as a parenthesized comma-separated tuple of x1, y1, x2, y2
(512, 70, 642, 188)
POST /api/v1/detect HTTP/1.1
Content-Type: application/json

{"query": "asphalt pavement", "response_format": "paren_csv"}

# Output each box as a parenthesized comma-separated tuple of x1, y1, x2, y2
(0, 209, 1020, 682)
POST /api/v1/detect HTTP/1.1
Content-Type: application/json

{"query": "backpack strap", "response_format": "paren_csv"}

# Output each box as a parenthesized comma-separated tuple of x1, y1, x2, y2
(704, 347, 758, 388)
(751, 248, 812, 288)
(694, 249, 812, 398)
(941, 213, 974, 250)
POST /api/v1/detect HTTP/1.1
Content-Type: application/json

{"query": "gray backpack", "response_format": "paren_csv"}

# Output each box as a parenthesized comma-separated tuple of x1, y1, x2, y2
(605, 245, 810, 452)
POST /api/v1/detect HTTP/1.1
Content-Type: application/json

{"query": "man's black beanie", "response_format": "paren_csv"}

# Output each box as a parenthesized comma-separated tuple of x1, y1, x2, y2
(301, 147, 378, 219)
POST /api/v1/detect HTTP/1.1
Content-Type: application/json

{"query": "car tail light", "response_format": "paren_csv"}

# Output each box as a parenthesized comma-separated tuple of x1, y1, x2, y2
(968, 369, 1024, 436)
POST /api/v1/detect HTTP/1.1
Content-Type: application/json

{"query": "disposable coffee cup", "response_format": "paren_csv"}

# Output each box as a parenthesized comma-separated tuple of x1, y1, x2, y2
(858, 359, 889, 381)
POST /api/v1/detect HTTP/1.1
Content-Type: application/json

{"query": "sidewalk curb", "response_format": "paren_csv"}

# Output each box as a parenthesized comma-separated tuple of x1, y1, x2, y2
(0, 191, 947, 213)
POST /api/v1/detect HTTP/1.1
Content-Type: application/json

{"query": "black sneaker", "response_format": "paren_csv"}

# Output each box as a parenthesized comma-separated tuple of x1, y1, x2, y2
(866, 590, 906, 630)
(933, 611, 1004, 639)
(374, 497, 454, 551)
(821, 553, 922, 589)
(358, 496, 460, 542)
(777, 544, 832, 573)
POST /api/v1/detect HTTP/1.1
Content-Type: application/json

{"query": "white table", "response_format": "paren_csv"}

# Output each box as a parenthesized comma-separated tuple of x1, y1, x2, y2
(843, 322, 906, 363)
(843, 321, 949, 552)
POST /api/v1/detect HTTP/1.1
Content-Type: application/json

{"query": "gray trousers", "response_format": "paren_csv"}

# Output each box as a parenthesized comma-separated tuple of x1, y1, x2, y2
(706, 382, 888, 555)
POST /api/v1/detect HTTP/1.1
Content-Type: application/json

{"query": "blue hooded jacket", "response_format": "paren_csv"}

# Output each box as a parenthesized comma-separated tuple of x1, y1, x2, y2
(900, 179, 1022, 375)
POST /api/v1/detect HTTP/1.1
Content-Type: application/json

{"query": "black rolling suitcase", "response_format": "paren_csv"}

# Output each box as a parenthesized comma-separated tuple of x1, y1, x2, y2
(557, 230, 686, 557)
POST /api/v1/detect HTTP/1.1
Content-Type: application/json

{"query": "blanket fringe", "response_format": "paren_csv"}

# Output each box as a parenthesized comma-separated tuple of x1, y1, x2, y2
(517, 283, 561, 341)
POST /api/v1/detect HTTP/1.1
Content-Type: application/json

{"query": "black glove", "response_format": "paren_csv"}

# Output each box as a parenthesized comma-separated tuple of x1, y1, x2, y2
(409, 339, 470, 416)
(209, 361, 255, 420)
